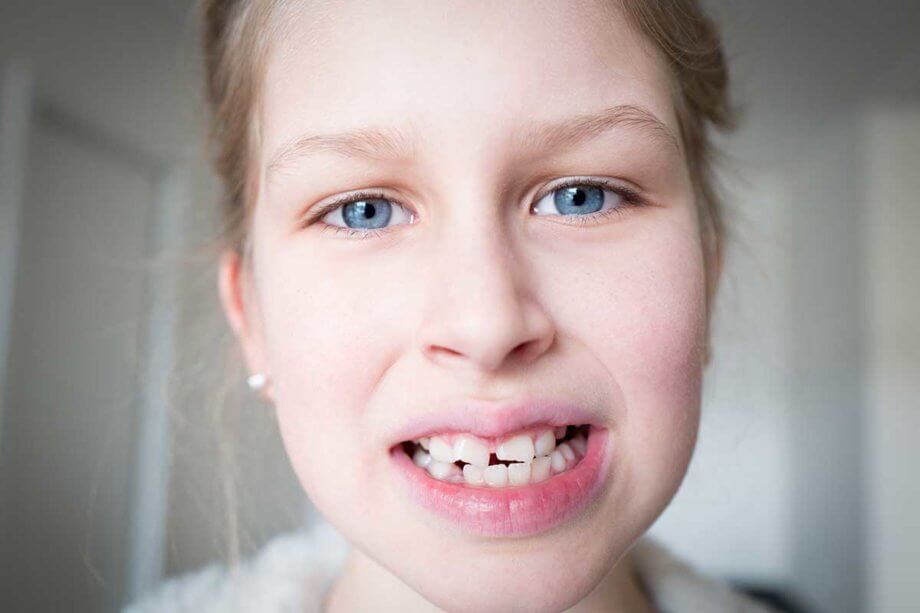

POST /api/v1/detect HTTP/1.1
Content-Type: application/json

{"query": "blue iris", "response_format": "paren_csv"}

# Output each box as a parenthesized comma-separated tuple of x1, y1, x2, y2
(554, 185, 604, 215)
(342, 198, 392, 229)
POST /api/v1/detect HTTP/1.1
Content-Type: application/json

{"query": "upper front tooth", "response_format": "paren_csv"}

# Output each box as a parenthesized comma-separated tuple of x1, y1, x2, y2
(454, 436, 490, 468)
(496, 434, 535, 462)
(419, 437, 430, 450)
(534, 430, 556, 456)
(428, 436, 456, 463)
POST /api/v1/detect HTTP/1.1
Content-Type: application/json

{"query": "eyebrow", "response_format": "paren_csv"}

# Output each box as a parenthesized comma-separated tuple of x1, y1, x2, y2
(266, 104, 679, 177)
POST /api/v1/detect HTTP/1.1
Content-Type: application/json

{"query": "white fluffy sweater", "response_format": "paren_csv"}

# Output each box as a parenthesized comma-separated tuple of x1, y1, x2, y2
(125, 522, 773, 612)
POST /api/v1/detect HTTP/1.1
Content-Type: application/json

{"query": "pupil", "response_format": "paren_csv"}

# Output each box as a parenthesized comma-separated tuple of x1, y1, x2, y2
(553, 185, 604, 215)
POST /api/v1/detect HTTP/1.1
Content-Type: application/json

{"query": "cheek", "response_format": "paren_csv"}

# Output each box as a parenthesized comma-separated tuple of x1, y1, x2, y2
(252, 243, 404, 495)
(538, 212, 706, 488)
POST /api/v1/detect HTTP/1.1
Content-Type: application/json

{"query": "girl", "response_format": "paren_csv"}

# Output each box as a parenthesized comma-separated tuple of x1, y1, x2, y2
(131, 0, 771, 611)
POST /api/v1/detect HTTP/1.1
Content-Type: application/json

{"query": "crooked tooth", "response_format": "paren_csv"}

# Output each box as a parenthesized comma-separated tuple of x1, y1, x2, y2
(427, 460, 459, 481)
(462, 464, 484, 486)
(570, 435, 587, 457)
(551, 449, 567, 474)
(454, 435, 490, 468)
(484, 464, 508, 487)
(419, 437, 430, 450)
(558, 442, 575, 463)
(534, 430, 556, 457)
(531, 456, 552, 483)
(429, 436, 456, 463)
(496, 434, 535, 462)
(508, 462, 532, 486)
(412, 448, 431, 468)
(554, 426, 567, 439)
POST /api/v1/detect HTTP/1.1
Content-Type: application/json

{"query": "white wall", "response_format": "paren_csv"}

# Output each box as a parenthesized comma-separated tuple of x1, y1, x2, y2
(864, 106, 920, 613)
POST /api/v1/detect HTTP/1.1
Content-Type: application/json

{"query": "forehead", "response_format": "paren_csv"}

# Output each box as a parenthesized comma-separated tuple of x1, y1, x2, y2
(259, 0, 676, 168)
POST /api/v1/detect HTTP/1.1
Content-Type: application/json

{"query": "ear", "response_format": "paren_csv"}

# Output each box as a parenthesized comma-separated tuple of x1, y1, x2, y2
(218, 249, 274, 402)
(703, 238, 724, 368)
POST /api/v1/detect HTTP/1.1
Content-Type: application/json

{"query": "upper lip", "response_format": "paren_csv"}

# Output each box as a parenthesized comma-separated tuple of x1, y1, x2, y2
(389, 396, 604, 445)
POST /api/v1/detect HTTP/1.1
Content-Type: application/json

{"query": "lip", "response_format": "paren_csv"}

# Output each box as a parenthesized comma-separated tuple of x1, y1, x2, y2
(390, 425, 611, 537)
(388, 397, 605, 444)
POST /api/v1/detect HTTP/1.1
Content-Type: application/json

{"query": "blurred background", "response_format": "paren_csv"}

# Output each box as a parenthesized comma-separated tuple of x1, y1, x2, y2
(0, 1, 917, 611)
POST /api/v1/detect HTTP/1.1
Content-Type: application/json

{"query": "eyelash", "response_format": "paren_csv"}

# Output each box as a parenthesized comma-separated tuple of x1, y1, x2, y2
(302, 177, 646, 240)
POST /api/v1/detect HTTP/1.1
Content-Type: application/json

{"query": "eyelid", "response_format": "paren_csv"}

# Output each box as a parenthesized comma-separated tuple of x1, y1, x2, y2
(301, 175, 646, 236)
(532, 175, 642, 205)
(301, 188, 416, 228)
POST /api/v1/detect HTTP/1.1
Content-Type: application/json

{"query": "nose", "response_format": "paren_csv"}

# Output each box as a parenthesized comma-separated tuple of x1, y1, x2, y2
(416, 218, 556, 375)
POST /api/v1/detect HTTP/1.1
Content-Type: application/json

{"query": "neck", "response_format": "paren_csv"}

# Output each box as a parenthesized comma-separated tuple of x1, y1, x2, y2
(323, 546, 655, 613)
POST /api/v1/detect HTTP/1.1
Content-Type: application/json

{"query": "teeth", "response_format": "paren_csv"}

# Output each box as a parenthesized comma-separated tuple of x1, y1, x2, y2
(454, 435, 490, 468)
(557, 442, 576, 463)
(412, 448, 431, 468)
(570, 435, 587, 457)
(428, 436, 456, 463)
(508, 462, 531, 486)
(531, 456, 552, 483)
(427, 460, 459, 481)
(415, 425, 586, 487)
(484, 464, 508, 487)
(462, 464, 484, 486)
(496, 434, 535, 463)
(551, 449, 567, 474)
(534, 430, 556, 456)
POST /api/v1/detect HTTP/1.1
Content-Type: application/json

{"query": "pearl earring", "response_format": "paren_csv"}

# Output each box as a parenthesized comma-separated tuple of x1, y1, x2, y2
(247, 372, 269, 391)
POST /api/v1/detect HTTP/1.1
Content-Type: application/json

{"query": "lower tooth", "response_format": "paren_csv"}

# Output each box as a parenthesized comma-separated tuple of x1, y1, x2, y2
(508, 462, 531, 485)
(531, 456, 552, 483)
(484, 464, 508, 487)
(551, 450, 567, 474)
(558, 442, 576, 462)
(570, 435, 587, 456)
(462, 464, 484, 486)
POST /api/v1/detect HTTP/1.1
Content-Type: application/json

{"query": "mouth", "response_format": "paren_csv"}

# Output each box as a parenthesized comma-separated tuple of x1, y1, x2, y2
(390, 421, 611, 537)
(401, 424, 590, 486)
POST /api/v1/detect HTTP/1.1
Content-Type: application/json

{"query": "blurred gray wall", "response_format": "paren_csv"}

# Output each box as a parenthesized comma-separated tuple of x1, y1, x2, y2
(0, 1, 917, 612)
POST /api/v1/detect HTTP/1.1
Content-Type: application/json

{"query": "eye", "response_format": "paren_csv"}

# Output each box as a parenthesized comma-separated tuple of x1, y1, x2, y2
(318, 194, 415, 233)
(531, 180, 639, 220)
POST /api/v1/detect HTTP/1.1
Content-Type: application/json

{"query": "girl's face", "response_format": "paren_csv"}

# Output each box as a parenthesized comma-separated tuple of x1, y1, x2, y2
(221, 0, 708, 610)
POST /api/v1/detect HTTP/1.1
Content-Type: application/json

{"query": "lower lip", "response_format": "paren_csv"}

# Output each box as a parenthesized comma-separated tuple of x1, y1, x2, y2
(390, 427, 611, 537)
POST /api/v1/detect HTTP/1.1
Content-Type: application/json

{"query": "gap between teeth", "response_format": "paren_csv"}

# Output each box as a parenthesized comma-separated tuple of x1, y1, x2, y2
(411, 426, 589, 487)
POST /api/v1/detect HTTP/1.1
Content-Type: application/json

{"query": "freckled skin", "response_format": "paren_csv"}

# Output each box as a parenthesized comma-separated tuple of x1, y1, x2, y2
(219, 1, 710, 611)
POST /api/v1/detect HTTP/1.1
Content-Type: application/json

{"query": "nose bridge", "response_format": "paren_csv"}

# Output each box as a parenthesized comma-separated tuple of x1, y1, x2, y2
(416, 204, 555, 374)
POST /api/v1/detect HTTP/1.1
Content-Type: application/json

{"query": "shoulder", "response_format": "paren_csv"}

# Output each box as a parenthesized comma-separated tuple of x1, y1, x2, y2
(124, 521, 350, 613)
(629, 538, 777, 613)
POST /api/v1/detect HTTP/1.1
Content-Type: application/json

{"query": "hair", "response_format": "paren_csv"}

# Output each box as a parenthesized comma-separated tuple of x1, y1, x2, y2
(195, 0, 735, 565)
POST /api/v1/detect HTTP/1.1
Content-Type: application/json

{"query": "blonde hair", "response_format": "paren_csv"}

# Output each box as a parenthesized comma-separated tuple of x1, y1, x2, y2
(196, 0, 735, 564)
